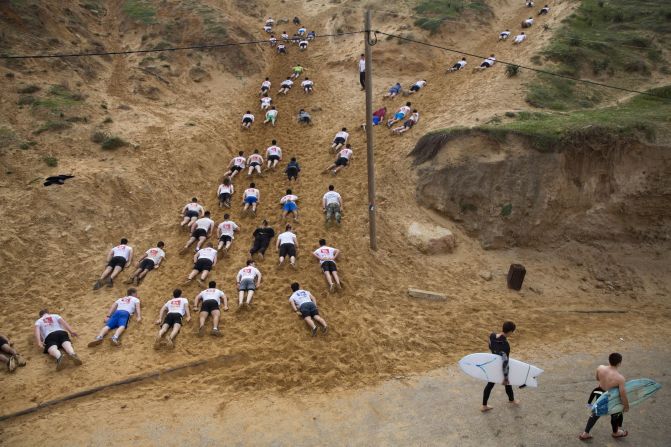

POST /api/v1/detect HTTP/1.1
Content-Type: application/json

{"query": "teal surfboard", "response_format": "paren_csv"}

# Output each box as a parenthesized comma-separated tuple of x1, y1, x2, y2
(592, 378, 661, 416)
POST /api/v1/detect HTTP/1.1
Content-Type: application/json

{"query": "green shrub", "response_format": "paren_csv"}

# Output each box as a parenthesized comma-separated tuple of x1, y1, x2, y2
(43, 155, 58, 167)
(17, 95, 36, 106)
(101, 136, 128, 150)
(34, 121, 72, 135)
(122, 0, 156, 24)
(18, 85, 40, 94)
(505, 65, 520, 77)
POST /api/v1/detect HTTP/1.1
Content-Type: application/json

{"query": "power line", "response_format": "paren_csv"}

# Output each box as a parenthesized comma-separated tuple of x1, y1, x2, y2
(0, 31, 365, 60)
(375, 31, 670, 101)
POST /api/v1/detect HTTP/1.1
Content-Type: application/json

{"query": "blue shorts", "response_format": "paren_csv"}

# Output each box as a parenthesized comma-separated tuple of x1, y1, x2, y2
(245, 196, 258, 204)
(283, 202, 298, 212)
(107, 310, 130, 330)
(394, 112, 405, 120)
(372, 116, 380, 125)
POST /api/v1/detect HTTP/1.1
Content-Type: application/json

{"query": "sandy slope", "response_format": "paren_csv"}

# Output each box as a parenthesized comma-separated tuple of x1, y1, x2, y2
(0, 0, 670, 442)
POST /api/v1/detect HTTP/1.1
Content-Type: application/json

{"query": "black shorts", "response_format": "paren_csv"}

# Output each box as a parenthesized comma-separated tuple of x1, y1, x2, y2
(261, 86, 269, 92)
(201, 299, 220, 314)
(335, 157, 349, 167)
(286, 167, 299, 179)
(281, 84, 292, 89)
(410, 85, 420, 92)
(333, 137, 345, 145)
(278, 48, 287, 53)
(185, 210, 199, 219)
(268, 155, 280, 162)
(164, 312, 183, 327)
(43, 330, 70, 353)
(108, 256, 127, 269)
(242, 117, 253, 124)
(194, 258, 213, 272)
(219, 192, 231, 202)
(231, 165, 243, 173)
(192, 228, 207, 239)
(139, 258, 156, 271)
(299, 302, 319, 318)
(250, 238, 270, 255)
(250, 162, 260, 167)
(219, 235, 232, 244)
(0, 336, 8, 348)
(404, 120, 415, 128)
(321, 261, 337, 272)
(452, 63, 462, 69)
(279, 243, 296, 257)
(481, 61, 492, 68)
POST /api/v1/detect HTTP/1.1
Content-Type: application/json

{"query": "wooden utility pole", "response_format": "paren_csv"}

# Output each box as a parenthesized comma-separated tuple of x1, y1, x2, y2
(364, 9, 377, 250)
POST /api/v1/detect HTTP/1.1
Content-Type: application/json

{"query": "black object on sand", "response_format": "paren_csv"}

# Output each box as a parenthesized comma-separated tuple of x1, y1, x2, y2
(44, 174, 74, 186)
(507, 264, 526, 290)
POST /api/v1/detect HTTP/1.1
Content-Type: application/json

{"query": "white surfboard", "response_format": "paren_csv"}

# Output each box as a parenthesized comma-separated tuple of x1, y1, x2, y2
(458, 353, 544, 388)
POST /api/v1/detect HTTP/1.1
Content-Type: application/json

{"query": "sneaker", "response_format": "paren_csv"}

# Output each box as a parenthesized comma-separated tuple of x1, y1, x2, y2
(211, 328, 222, 337)
(321, 326, 329, 334)
(88, 337, 104, 347)
(124, 277, 134, 284)
(93, 280, 103, 290)
(15, 354, 26, 367)
(311, 326, 318, 337)
(69, 353, 83, 366)
(198, 326, 205, 337)
(106, 277, 113, 288)
(7, 355, 17, 373)
(56, 355, 65, 371)
(110, 337, 120, 346)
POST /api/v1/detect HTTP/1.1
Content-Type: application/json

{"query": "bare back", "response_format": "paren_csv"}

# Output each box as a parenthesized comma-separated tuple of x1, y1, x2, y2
(596, 365, 625, 390)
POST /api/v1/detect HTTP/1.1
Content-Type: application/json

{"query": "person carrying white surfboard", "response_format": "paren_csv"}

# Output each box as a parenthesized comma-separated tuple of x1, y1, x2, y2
(579, 353, 629, 441)
(481, 321, 520, 412)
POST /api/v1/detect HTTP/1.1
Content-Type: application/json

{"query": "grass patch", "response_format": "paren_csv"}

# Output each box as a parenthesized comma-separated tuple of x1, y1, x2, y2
(17, 95, 36, 106)
(18, 84, 40, 94)
(101, 136, 128, 150)
(34, 120, 72, 135)
(43, 155, 58, 167)
(527, 0, 671, 110)
(0, 127, 17, 149)
(123, 0, 157, 24)
(412, 86, 671, 158)
(31, 84, 84, 113)
(414, 1, 490, 33)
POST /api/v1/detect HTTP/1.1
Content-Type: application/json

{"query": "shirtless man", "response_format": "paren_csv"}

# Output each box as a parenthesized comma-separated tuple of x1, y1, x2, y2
(224, 151, 247, 180)
(278, 77, 294, 95)
(180, 211, 214, 253)
(313, 239, 342, 292)
(154, 289, 190, 349)
(94, 238, 133, 290)
(34, 309, 82, 371)
(88, 288, 142, 347)
(288, 283, 328, 337)
(266, 140, 282, 170)
(323, 185, 343, 224)
(331, 127, 349, 152)
(323, 144, 353, 175)
(243, 182, 260, 215)
(241, 111, 255, 129)
(216, 214, 239, 253)
(217, 177, 234, 208)
(236, 260, 262, 307)
(180, 197, 204, 229)
(185, 242, 218, 285)
(247, 150, 264, 178)
(125, 241, 165, 285)
(277, 224, 298, 268)
(193, 281, 227, 337)
(280, 189, 299, 221)
(0, 332, 26, 373)
(579, 353, 630, 440)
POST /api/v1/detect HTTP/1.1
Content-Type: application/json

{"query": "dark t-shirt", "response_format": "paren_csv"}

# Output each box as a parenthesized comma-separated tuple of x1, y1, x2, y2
(489, 333, 510, 356)
(253, 227, 275, 242)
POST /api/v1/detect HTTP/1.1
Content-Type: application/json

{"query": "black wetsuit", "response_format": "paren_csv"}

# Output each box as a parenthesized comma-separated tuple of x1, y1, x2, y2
(482, 333, 515, 405)
(250, 227, 275, 255)
(583, 387, 624, 434)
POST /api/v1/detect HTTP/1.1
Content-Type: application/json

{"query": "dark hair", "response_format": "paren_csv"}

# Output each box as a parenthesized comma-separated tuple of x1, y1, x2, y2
(254, 149, 259, 154)
(206, 242, 213, 248)
(342, 127, 347, 131)
(120, 238, 128, 245)
(265, 77, 269, 80)
(328, 184, 334, 191)
(262, 93, 268, 98)
(246, 110, 251, 114)
(406, 102, 411, 106)
(413, 109, 418, 112)
(272, 139, 277, 144)
(192, 197, 198, 202)
(208, 281, 216, 288)
(39, 309, 48, 317)
(609, 353, 623, 366)
(319, 239, 326, 246)
(286, 188, 292, 194)
(157, 241, 164, 248)
(127, 287, 137, 295)
(502, 321, 516, 333)
(223, 177, 230, 185)
(286, 224, 292, 230)
(204, 211, 210, 217)
(238, 151, 244, 156)
(345, 143, 351, 148)
(262, 219, 269, 225)
(246, 259, 254, 266)
(291, 157, 296, 161)
(250, 182, 256, 188)
(305, 77, 309, 80)
(291, 282, 300, 292)
(173, 289, 182, 298)
(271, 106, 276, 110)
(224, 213, 230, 219)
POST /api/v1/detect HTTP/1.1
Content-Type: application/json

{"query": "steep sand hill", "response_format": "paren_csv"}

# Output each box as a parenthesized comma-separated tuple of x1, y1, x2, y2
(1, 0, 670, 441)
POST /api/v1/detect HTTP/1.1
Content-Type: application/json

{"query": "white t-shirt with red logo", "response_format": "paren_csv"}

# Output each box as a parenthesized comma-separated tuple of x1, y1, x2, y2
(35, 314, 65, 340)
(266, 145, 282, 158)
(218, 221, 239, 238)
(115, 296, 141, 314)
(197, 247, 218, 262)
(145, 247, 165, 264)
(313, 246, 338, 265)
(185, 202, 204, 213)
(164, 297, 189, 316)
(248, 153, 263, 165)
(237, 266, 260, 281)
(338, 148, 353, 160)
(112, 244, 132, 260)
(232, 156, 246, 168)
(199, 288, 225, 305)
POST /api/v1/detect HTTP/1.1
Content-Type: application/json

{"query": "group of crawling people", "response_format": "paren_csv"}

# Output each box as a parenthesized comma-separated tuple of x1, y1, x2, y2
(265, 16, 316, 54)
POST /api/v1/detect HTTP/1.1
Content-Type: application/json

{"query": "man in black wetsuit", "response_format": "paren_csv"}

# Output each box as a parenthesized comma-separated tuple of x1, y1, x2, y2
(481, 321, 520, 412)
(249, 220, 275, 260)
